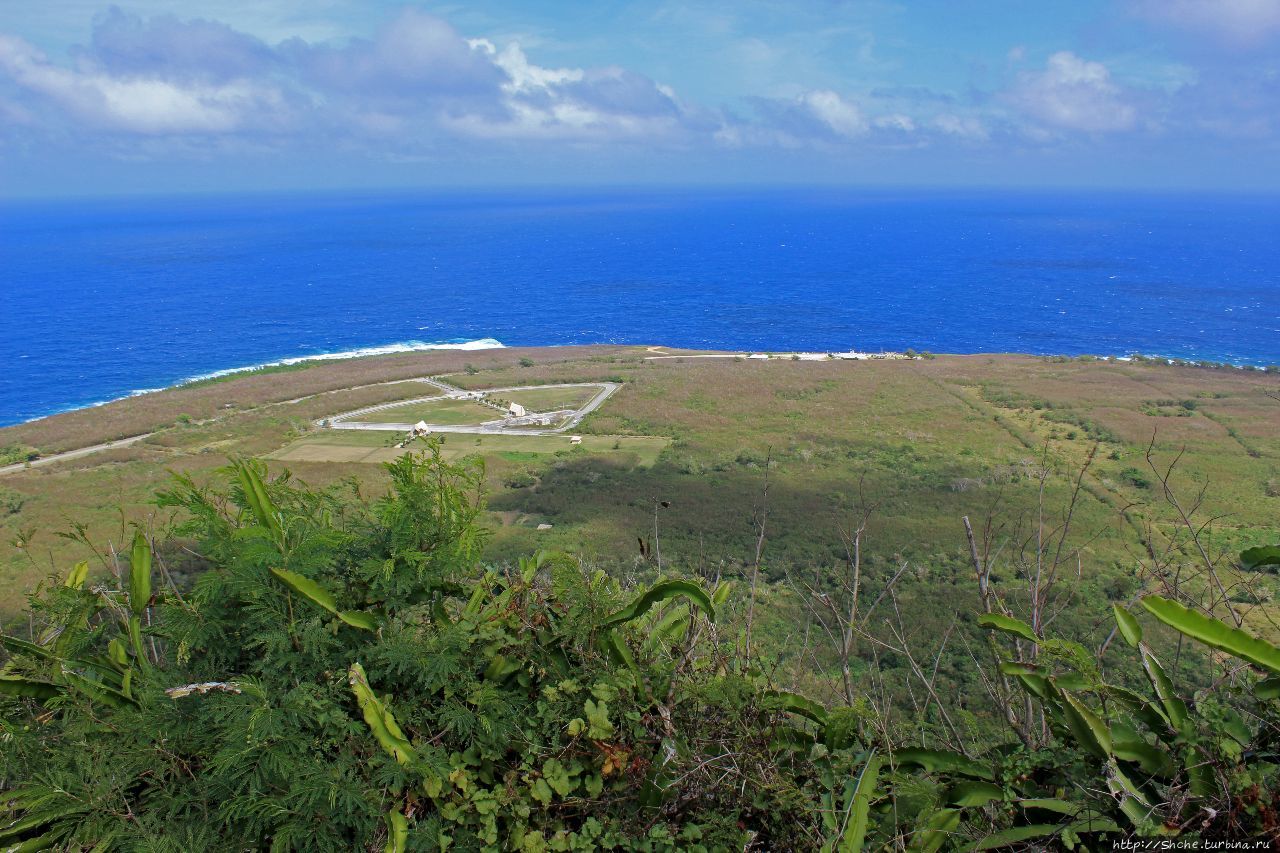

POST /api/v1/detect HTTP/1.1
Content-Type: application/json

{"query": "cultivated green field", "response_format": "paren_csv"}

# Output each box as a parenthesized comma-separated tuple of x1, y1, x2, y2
(343, 396, 498, 425)
(499, 384, 600, 412)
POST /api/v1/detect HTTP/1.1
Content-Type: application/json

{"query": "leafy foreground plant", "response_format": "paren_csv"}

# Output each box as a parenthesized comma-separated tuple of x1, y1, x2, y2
(2, 441, 1278, 849)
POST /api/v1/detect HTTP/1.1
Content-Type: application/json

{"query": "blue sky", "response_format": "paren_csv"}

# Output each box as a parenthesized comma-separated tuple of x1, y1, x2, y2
(2, 0, 1278, 195)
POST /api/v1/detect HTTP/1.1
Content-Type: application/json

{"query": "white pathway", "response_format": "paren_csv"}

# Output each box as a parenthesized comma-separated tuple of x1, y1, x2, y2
(323, 379, 619, 436)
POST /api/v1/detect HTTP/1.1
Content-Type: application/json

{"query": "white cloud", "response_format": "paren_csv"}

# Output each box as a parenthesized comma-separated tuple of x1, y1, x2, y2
(0, 34, 286, 134)
(1132, 0, 1280, 46)
(1006, 51, 1137, 133)
(800, 89, 868, 137)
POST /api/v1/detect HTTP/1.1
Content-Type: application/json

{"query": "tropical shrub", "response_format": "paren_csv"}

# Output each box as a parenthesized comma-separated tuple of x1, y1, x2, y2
(2, 441, 1278, 849)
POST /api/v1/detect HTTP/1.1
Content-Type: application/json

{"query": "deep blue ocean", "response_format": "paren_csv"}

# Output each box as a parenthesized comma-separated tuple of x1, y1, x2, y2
(2, 188, 1278, 427)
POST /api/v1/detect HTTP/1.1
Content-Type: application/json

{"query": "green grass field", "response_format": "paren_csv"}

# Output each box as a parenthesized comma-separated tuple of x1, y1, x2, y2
(344, 396, 498, 426)
(270, 431, 669, 466)
(498, 385, 600, 412)
(1, 345, 1277, 640)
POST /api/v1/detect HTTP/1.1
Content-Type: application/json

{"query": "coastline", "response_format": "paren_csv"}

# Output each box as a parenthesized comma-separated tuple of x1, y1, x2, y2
(6, 339, 1277, 433)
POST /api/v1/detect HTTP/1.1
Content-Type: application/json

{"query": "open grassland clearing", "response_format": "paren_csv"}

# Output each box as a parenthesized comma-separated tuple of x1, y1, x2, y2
(270, 431, 668, 467)
(497, 384, 600, 412)
(1, 347, 1276, 646)
(343, 396, 498, 426)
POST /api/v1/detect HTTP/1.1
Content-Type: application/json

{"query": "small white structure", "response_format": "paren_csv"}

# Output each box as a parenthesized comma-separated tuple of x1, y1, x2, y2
(411, 420, 430, 437)
(536, 523, 553, 531)
(508, 402, 527, 417)
(569, 435, 582, 445)
(747, 353, 770, 360)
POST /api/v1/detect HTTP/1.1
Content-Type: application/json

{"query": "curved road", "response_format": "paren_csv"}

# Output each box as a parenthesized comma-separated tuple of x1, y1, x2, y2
(324, 380, 619, 435)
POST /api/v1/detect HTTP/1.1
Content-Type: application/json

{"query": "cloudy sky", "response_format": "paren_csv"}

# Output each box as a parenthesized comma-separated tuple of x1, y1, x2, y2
(2, 0, 1278, 196)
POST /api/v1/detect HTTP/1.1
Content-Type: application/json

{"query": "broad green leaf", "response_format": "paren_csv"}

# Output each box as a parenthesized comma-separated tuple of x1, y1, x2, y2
(838, 751, 881, 853)
(129, 530, 152, 616)
(337, 610, 379, 631)
(909, 808, 961, 853)
(106, 638, 128, 668)
(1113, 738, 1174, 777)
(977, 613, 1038, 643)
(384, 809, 408, 853)
(1256, 676, 1280, 699)
(1142, 595, 1280, 674)
(64, 560, 89, 590)
(0, 635, 55, 661)
(600, 580, 715, 628)
(270, 567, 377, 631)
(1113, 604, 1142, 647)
(970, 824, 1065, 851)
(59, 670, 137, 709)
(1240, 545, 1280, 570)
(348, 663, 417, 766)
(1138, 646, 1187, 730)
(947, 780, 1003, 806)
(1017, 799, 1082, 816)
(766, 690, 828, 725)
(1060, 694, 1113, 758)
(0, 676, 61, 700)
(234, 459, 282, 539)
(971, 818, 1121, 851)
(894, 748, 995, 781)
(601, 629, 638, 674)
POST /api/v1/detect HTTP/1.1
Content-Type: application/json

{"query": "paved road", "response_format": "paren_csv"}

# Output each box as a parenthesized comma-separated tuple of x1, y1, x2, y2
(0, 432, 157, 477)
(0, 376, 619, 476)
(326, 381, 620, 435)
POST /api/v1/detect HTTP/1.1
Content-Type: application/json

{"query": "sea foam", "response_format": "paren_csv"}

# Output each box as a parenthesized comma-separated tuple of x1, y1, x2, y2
(24, 339, 505, 424)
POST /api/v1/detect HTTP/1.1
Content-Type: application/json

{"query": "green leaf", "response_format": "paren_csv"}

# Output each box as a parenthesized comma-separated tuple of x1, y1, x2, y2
(59, 670, 137, 709)
(894, 748, 994, 781)
(0, 634, 55, 661)
(838, 752, 881, 853)
(234, 459, 282, 540)
(1138, 646, 1187, 731)
(1113, 604, 1143, 647)
(1256, 676, 1280, 699)
(970, 819, 1120, 851)
(348, 663, 417, 766)
(1240, 545, 1280, 570)
(1141, 595, 1280, 674)
(384, 809, 408, 853)
(977, 613, 1038, 643)
(1060, 694, 1113, 758)
(337, 610, 379, 631)
(1017, 799, 1082, 816)
(600, 579, 715, 628)
(0, 676, 61, 700)
(766, 690, 828, 725)
(63, 560, 89, 590)
(129, 530, 152, 616)
(947, 780, 1003, 807)
(270, 567, 377, 631)
(1113, 738, 1175, 777)
(909, 808, 961, 853)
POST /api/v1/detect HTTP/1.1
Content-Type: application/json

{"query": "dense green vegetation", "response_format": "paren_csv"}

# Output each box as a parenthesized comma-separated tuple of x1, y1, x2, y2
(3, 443, 1279, 849)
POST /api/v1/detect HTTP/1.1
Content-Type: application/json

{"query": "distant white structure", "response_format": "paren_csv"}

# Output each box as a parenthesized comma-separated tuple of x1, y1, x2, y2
(411, 420, 430, 436)
(832, 351, 871, 360)
(569, 435, 582, 445)
(796, 353, 829, 361)
(508, 403, 527, 417)
(747, 353, 770, 360)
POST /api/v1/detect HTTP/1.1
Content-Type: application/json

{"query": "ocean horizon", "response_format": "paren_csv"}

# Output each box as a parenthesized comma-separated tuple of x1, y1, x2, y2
(2, 187, 1278, 427)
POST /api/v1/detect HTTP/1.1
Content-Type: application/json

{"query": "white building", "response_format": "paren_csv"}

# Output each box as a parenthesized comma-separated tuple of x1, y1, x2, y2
(411, 421, 430, 436)
(508, 402, 527, 417)
(569, 435, 582, 445)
